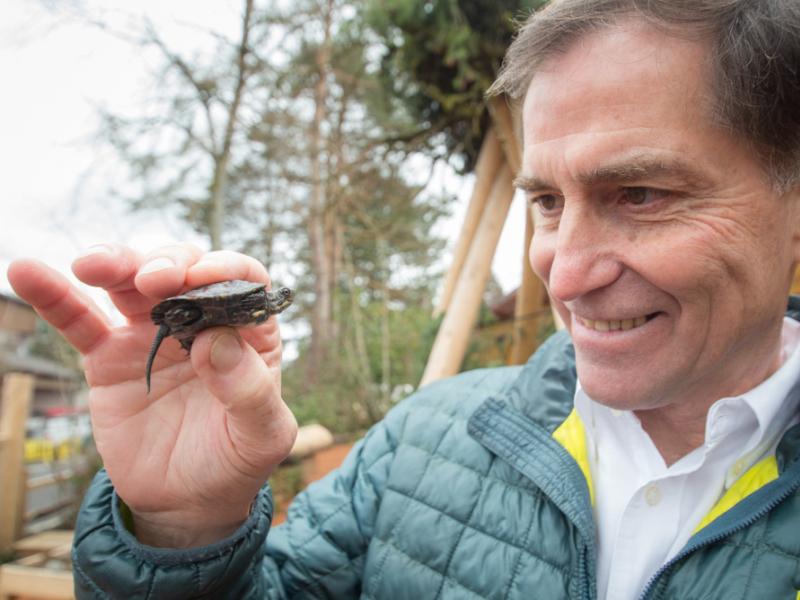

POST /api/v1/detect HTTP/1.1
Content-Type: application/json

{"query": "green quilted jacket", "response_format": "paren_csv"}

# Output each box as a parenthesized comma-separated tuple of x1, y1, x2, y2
(72, 328, 800, 599)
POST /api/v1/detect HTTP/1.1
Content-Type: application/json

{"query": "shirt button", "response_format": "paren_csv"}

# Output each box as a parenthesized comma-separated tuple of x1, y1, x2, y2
(731, 459, 746, 478)
(645, 484, 662, 507)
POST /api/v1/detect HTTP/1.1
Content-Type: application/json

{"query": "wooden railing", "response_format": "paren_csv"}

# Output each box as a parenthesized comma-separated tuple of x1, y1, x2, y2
(0, 373, 34, 554)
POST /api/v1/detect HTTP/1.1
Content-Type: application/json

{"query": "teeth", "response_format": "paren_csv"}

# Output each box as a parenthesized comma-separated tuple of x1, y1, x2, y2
(579, 315, 652, 332)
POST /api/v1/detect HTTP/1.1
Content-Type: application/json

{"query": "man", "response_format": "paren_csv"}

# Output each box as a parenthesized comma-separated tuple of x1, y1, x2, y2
(9, 0, 800, 598)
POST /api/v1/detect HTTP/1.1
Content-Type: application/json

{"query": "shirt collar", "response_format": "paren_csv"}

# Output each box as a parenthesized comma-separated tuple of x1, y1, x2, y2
(734, 317, 800, 446)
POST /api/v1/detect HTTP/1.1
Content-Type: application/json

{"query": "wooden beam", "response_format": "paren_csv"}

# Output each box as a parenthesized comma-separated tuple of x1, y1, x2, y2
(13, 531, 73, 558)
(488, 96, 521, 174)
(420, 161, 516, 386)
(0, 563, 73, 599)
(490, 94, 566, 334)
(509, 215, 550, 364)
(434, 127, 503, 317)
(792, 266, 800, 294)
(0, 373, 34, 554)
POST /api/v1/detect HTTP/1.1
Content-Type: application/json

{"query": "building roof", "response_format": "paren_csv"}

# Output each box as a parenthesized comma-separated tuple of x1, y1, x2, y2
(0, 290, 31, 309)
(0, 351, 81, 381)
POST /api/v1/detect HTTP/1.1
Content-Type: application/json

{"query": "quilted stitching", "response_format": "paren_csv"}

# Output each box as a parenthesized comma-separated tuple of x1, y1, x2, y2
(358, 369, 576, 599)
(367, 404, 451, 594)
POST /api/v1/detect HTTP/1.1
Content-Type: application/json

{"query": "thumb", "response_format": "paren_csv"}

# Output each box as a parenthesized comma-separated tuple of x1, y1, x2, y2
(191, 327, 297, 471)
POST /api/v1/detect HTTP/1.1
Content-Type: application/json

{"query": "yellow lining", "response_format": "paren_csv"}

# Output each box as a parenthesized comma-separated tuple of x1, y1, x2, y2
(693, 454, 779, 534)
(551, 408, 779, 531)
(552, 409, 595, 506)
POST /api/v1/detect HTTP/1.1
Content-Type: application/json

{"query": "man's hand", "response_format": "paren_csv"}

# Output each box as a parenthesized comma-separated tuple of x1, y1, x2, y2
(8, 244, 298, 547)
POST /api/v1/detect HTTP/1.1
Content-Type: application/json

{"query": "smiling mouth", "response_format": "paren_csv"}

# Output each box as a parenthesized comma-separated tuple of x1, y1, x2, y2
(575, 313, 660, 332)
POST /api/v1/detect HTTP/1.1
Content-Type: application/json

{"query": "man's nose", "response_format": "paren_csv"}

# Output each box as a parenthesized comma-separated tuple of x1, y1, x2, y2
(545, 203, 623, 303)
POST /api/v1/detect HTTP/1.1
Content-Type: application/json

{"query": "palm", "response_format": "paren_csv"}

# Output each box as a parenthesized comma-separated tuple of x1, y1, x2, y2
(84, 319, 283, 514)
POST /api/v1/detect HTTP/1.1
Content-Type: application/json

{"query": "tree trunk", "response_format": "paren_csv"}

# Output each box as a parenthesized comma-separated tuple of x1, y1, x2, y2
(208, 0, 254, 249)
(208, 159, 228, 250)
(378, 237, 391, 408)
(306, 0, 335, 380)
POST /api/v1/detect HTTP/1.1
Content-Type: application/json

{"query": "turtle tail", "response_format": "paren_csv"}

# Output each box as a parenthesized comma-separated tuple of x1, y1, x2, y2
(146, 324, 170, 393)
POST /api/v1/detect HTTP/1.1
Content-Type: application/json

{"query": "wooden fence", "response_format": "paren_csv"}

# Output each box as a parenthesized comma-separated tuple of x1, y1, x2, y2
(0, 373, 92, 556)
(0, 373, 34, 554)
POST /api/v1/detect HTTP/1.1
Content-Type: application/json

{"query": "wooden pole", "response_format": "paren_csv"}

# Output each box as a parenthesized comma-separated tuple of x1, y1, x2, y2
(488, 96, 521, 174)
(510, 216, 548, 364)
(434, 128, 504, 317)
(0, 373, 34, 553)
(420, 161, 516, 386)
(490, 94, 566, 334)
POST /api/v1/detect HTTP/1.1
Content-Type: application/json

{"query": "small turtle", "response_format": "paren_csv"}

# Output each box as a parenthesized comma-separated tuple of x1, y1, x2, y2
(146, 280, 293, 391)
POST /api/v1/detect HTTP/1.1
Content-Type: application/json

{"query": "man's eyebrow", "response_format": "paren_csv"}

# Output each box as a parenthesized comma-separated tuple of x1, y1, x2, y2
(513, 174, 552, 192)
(514, 156, 714, 191)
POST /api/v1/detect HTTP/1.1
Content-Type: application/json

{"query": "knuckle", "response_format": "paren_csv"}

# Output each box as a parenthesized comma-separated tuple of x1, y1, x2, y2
(230, 366, 273, 409)
(143, 244, 201, 266)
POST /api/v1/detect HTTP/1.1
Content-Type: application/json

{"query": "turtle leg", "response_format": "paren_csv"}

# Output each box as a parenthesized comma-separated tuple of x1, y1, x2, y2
(146, 324, 171, 393)
(179, 336, 195, 352)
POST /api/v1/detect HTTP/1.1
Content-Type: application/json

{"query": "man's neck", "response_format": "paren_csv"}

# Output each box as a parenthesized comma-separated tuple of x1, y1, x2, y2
(634, 348, 783, 466)
(634, 408, 706, 466)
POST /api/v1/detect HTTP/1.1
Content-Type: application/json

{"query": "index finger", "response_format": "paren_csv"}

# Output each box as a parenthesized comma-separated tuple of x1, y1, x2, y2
(72, 243, 203, 320)
(8, 259, 111, 354)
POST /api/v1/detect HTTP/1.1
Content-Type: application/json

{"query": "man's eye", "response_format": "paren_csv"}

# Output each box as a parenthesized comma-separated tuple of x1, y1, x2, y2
(531, 194, 563, 212)
(620, 187, 668, 206)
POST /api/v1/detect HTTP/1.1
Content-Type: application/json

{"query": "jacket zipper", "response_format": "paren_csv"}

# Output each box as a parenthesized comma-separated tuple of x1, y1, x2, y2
(638, 463, 800, 600)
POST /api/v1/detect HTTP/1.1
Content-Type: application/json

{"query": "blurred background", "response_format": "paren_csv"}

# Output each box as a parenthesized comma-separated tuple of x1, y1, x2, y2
(0, 0, 550, 591)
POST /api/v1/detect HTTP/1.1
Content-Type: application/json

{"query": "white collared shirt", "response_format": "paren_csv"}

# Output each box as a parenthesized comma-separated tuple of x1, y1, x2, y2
(575, 317, 800, 600)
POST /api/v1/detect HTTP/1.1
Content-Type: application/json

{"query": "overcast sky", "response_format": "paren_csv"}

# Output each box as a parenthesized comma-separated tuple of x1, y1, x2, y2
(0, 0, 526, 322)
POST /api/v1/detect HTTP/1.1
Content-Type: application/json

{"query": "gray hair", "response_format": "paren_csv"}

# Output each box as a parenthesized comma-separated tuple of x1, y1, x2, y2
(490, 0, 800, 189)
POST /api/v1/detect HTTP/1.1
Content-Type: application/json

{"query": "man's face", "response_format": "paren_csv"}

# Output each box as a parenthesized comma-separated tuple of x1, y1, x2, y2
(521, 20, 800, 412)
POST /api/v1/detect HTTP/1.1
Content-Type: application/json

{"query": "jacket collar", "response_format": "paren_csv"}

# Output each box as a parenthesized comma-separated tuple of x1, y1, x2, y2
(467, 331, 594, 544)
(488, 329, 577, 433)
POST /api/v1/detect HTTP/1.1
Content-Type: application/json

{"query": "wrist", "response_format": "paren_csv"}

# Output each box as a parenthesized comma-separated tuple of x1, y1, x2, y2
(128, 504, 252, 549)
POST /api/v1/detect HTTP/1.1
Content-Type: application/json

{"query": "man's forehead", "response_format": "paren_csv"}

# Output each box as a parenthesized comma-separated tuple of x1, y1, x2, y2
(521, 18, 712, 142)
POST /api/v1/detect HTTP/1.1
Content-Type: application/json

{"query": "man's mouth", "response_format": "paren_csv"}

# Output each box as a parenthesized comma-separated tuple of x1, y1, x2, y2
(575, 313, 659, 332)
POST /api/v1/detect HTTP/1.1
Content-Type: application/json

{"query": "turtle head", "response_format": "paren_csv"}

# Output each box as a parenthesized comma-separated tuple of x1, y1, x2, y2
(266, 286, 294, 314)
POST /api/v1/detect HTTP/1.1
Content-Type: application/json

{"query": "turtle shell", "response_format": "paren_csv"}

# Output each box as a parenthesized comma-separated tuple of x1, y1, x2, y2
(151, 280, 270, 348)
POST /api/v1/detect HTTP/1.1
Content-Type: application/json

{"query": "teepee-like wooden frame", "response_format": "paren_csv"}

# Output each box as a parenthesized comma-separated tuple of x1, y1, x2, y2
(420, 97, 561, 386)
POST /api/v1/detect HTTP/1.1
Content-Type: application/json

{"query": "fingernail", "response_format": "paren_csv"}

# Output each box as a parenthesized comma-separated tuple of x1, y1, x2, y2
(76, 244, 115, 259)
(210, 333, 243, 372)
(139, 257, 175, 274)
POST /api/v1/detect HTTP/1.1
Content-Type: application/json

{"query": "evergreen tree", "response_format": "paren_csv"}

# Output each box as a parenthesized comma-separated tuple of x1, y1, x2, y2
(364, 0, 546, 170)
